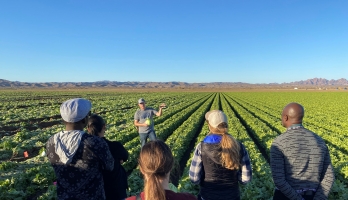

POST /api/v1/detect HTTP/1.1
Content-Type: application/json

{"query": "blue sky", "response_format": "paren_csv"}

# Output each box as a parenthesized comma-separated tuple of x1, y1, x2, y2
(0, 1, 347, 84)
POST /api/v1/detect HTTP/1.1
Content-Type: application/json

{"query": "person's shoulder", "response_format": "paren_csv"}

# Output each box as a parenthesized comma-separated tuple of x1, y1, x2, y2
(126, 192, 144, 200)
(273, 130, 291, 142)
(47, 131, 64, 145)
(166, 190, 196, 200)
(82, 132, 95, 140)
(177, 192, 197, 200)
(303, 128, 327, 145)
(105, 139, 123, 147)
(47, 134, 55, 143)
(194, 142, 202, 150)
(238, 142, 247, 150)
(83, 134, 107, 146)
(125, 196, 136, 200)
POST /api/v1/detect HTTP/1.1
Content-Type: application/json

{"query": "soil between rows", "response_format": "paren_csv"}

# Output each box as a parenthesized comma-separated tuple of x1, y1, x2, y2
(222, 94, 270, 164)
(172, 94, 216, 186)
(0, 106, 136, 139)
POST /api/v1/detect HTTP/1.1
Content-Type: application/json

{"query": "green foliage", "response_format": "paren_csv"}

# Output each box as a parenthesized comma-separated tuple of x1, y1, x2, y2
(1, 91, 347, 199)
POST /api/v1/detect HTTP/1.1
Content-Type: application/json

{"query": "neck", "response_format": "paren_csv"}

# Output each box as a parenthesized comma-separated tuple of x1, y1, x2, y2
(160, 173, 170, 190)
(65, 123, 85, 131)
(286, 123, 303, 128)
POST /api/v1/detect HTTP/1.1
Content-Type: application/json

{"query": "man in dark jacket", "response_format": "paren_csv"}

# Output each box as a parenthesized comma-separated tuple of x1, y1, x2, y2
(46, 98, 114, 200)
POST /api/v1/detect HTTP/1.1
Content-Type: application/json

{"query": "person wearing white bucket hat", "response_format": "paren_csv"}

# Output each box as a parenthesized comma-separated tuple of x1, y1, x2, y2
(46, 98, 114, 200)
(189, 110, 252, 200)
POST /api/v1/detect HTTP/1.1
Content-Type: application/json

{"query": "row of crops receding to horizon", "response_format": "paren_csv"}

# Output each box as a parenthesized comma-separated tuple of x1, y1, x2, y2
(0, 91, 347, 200)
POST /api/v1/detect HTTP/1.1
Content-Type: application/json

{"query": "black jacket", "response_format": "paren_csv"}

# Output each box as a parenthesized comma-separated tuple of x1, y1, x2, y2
(102, 138, 129, 200)
(200, 142, 242, 200)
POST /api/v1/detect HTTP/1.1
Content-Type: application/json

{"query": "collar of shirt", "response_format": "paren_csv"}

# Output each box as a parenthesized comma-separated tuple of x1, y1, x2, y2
(287, 124, 303, 131)
(203, 134, 222, 143)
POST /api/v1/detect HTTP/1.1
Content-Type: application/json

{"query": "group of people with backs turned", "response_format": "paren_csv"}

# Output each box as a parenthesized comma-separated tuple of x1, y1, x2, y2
(46, 97, 334, 200)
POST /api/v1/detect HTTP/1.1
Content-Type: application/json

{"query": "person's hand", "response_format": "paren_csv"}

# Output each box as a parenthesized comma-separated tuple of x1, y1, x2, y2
(159, 103, 166, 109)
(143, 123, 149, 127)
(120, 160, 124, 164)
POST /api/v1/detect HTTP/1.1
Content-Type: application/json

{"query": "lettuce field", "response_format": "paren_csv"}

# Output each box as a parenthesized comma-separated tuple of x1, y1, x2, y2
(0, 90, 347, 199)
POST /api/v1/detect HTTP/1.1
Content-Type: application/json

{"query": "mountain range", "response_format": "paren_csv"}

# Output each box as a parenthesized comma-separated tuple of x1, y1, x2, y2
(0, 78, 347, 89)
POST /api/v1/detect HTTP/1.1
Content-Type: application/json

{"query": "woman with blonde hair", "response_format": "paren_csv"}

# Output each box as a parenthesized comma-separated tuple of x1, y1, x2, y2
(189, 110, 252, 200)
(126, 140, 196, 200)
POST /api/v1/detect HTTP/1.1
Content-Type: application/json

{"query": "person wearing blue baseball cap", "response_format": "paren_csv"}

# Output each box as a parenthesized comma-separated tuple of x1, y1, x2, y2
(46, 98, 114, 200)
(134, 98, 166, 148)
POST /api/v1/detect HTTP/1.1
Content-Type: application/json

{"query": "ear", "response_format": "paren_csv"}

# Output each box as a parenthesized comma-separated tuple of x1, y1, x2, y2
(282, 114, 289, 122)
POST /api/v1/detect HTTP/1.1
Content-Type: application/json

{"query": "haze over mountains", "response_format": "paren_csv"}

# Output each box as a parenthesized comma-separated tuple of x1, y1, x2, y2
(0, 78, 347, 89)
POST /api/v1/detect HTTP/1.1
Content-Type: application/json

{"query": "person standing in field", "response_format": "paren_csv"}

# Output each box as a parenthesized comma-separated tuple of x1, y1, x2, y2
(87, 114, 129, 200)
(126, 140, 196, 200)
(46, 98, 114, 200)
(189, 110, 252, 200)
(134, 98, 166, 147)
(270, 102, 335, 200)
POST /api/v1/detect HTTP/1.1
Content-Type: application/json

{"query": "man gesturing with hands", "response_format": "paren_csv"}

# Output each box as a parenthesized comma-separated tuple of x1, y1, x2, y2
(134, 98, 166, 147)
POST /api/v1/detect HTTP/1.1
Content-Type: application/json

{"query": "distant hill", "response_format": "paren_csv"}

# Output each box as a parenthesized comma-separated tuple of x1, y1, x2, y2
(287, 78, 348, 86)
(0, 78, 347, 89)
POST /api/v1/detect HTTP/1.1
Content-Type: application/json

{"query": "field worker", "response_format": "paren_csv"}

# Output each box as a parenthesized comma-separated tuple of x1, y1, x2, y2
(46, 98, 114, 200)
(126, 140, 196, 200)
(189, 110, 252, 200)
(88, 114, 129, 200)
(270, 102, 335, 200)
(134, 98, 166, 147)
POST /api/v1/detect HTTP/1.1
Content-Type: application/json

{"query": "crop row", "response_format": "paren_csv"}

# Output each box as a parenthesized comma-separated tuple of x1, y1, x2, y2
(122, 93, 214, 172)
(0, 92, 185, 127)
(126, 94, 215, 195)
(224, 93, 348, 199)
(226, 93, 348, 186)
(0, 93, 201, 161)
(1, 91, 347, 199)
(230, 94, 348, 150)
(177, 93, 221, 195)
(0, 92, 210, 199)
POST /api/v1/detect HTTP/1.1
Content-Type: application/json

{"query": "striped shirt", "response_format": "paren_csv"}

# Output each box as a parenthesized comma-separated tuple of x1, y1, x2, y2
(270, 125, 335, 200)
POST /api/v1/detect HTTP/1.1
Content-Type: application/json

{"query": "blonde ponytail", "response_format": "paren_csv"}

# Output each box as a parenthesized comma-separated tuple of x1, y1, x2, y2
(209, 122, 240, 170)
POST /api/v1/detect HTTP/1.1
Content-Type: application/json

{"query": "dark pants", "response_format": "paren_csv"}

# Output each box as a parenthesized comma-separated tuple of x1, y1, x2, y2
(139, 130, 156, 147)
(273, 189, 315, 200)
